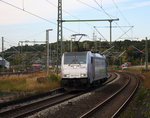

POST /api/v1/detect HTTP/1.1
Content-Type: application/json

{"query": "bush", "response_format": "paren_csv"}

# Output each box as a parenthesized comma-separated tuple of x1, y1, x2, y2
(135, 87, 148, 105)
(48, 74, 60, 81)
(36, 77, 48, 83)
(141, 68, 150, 72)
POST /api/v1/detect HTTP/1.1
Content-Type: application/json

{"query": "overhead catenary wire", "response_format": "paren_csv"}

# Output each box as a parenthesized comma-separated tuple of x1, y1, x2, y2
(4, 40, 20, 52)
(112, 0, 131, 26)
(21, 30, 46, 41)
(96, 26, 134, 28)
(76, 0, 103, 13)
(77, 0, 131, 39)
(0, 0, 78, 34)
(115, 26, 133, 41)
(94, 26, 108, 42)
(0, 0, 56, 24)
(93, 0, 116, 18)
(46, 0, 94, 30)
(93, 0, 131, 39)
(46, 0, 79, 20)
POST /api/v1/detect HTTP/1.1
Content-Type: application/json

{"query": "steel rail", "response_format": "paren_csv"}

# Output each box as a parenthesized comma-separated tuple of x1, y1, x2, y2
(15, 72, 118, 118)
(0, 72, 117, 118)
(0, 71, 38, 76)
(0, 92, 83, 118)
(80, 74, 131, 118)
(111, 76, 139, 118)
(0, 87, 64, 108)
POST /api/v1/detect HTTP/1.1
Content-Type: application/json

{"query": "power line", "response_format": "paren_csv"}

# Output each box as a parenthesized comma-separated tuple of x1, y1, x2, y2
(0, 0, 56, 25)
(112, 0, 131, 26)
(96, 26, 134, 28)
(93, 0, 131, 39)
(93, 0, 116, 18)
(21, 30, 46, 41)
(0, 0, 78, 34)
(46, 0, 94, 29)
(78, 0, 129, 39)
(46, 0, 79, 20)
(46, 0, 101, 43)
(94, 26, 108, 42)
(4, 40, 19, 52)
(115, 26, 133, 41)
(76, 0, 103, 13)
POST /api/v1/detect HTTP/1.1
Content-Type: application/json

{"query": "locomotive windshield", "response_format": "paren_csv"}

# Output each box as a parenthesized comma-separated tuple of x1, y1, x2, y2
(64, 52, 87, 65)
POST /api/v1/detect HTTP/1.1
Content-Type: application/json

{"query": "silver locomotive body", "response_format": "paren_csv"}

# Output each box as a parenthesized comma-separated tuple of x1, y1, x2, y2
(61, 51, 108, 90)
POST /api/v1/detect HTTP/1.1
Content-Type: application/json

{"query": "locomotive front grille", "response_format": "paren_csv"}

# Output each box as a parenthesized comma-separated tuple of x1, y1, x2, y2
(71, 74, 80, 78)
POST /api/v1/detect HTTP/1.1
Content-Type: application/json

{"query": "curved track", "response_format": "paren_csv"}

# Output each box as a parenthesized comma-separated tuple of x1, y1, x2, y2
(0, 73, 117, 118)
(0, 91, 84, 118)
(79, 72, 139, 118)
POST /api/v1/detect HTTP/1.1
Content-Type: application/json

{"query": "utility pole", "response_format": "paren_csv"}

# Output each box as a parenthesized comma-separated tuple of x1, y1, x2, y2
(93, 31, 97, 51)
(98, 38, 101, 52)
(70, 37, 73, 52)
(145, 37, 148, 70)
(46, 29, 53, 75)
(2, 37, 4, 71)
(57, 0, 63, 73)
(109, 20, 112, 45)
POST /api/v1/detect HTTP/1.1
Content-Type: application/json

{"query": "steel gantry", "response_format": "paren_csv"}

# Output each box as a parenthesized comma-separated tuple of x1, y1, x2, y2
(62, 19, 119, 45)
(56, 0, 119, 71)
(57, 0, 63, 71)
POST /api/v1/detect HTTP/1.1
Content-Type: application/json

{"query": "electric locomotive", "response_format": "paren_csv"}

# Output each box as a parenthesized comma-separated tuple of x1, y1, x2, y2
(61, 51, 108, 90)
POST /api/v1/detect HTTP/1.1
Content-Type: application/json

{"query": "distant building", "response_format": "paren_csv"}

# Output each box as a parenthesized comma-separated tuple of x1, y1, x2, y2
(32, 64, 42, 71)
(0, 56, 10, 69)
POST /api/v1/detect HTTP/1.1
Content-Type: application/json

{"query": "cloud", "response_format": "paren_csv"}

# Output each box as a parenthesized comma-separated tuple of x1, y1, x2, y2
(0, 0, 148, 25)
(133, 1, 150, 8)
(0, 0, 132, 25)
(122, 1, 150, 10)
(0, 0, 87, 25)
(0, 0, 57, 25)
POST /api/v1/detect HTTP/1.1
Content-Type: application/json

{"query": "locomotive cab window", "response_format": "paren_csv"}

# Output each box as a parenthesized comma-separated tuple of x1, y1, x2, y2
(91, 57, 93, 64)
(64, 52, 87, 65)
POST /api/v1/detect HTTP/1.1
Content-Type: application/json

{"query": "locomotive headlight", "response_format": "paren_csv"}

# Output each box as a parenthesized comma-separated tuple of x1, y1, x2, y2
(80, 73, 87, 77)
(73, 66, 77, 69)
(63, 74, 69, 78)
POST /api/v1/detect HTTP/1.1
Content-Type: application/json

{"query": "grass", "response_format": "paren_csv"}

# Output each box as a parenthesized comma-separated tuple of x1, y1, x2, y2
(119, 107, 135, 118)
(0, 72, 61, 93)
(142, 72, 150, 89)
(119, 71, 150, 118)
(119, 86, 150, 118)
(135, 87, 150, 118)
(102, 66, 150, 118)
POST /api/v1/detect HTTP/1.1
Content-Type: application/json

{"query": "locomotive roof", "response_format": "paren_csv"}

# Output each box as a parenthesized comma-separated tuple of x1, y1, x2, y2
(63, 51, 105, 58)
(91, 52, 106, 58)
(64, 51, 87, 56)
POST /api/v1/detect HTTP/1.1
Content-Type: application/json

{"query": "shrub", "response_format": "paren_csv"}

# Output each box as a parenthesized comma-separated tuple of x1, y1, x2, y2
(135, 87, 148, 105)
(47, 73, 60, 81)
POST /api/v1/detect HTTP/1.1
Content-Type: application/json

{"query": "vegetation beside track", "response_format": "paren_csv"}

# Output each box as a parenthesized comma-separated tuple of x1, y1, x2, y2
(0, 72, 61, 101)
(119, 71, 150, 118)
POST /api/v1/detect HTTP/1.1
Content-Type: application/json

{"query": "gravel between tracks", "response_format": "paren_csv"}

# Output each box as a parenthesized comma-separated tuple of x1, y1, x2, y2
(29, 73, 127, 118)
(92, 72, 137, 118)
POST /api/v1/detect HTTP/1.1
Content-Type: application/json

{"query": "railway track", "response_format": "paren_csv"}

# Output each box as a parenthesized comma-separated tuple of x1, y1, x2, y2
(0, 87, 64, 108)
(0, 91, 84, 118)
(79, 72, 139, 118)
(0, 72, 117, 118)
(0, 71, 39, 76)
(36, 72, 138, 118)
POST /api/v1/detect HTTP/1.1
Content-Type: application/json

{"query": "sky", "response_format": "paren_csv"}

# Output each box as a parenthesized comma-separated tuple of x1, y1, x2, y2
(0, 0, 150, 50)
